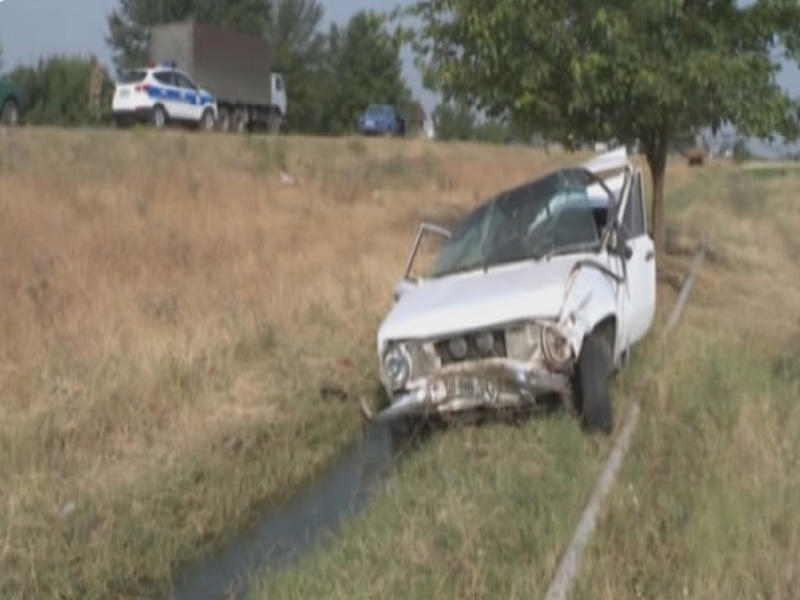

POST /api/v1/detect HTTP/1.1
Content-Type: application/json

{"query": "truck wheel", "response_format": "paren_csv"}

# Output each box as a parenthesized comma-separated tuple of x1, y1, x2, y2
(233, 108, 248, 134)
(574, 333, 613, 433)
(1, 99, 20, 126)
(267, 111, 281, 135)
(200, 109, 215, 131)
(152, 105, 168, 130)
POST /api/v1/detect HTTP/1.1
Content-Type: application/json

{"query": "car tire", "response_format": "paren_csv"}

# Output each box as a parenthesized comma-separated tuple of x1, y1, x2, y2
(574, 333, 613, 433)
(233, 108, 248, 134)
(152, 105, 167, 130)
(200, 109, 215, 131)
(267, 110, 281, 135)
(1, 99, 20, 126)
(217, 107, 231, 132)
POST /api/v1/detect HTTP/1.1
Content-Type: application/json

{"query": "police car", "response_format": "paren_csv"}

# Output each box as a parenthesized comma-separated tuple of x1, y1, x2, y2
(112, 63, 217, 130)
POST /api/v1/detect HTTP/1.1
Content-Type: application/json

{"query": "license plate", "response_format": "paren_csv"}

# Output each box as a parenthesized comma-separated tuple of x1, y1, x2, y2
(430, 377, 499, 404)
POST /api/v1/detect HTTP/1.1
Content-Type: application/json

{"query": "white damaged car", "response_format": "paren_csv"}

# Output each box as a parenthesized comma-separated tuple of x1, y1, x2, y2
(374, 148, 656, 432)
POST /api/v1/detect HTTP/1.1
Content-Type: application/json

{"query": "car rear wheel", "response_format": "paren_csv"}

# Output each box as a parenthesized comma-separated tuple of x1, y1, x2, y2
(574, 333, 613, 433)
(200, 109, 215, 131)
(152, 105, 167, 130)
(1, 99, 20, 126)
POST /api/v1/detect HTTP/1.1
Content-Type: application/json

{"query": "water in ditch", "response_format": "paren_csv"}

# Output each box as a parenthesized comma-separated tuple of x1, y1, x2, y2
(169, 421, 421, 600)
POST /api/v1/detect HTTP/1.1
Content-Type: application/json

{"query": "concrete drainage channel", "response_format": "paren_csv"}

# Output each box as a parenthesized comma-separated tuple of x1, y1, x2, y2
(170, 242, 709, 600)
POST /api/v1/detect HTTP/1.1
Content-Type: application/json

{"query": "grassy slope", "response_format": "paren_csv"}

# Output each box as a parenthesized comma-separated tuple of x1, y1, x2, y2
(573, 166, 800, 599)
(0, 129, 571, 599)
(255, 163, 800, 598)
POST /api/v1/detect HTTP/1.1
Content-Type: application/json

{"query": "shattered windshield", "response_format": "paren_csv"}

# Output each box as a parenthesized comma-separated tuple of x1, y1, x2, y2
(431, 169, 610, 277)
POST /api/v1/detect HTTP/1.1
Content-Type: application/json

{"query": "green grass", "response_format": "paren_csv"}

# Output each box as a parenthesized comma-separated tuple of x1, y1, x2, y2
(573, 334, 800, 599)
(250, 364, 651, 600)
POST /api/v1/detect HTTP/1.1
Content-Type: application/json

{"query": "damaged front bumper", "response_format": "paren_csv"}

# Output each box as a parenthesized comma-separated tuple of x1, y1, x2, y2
(372, 358, 572, 423)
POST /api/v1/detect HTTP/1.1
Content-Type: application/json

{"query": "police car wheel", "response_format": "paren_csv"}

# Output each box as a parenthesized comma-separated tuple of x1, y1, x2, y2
(200, 109, 215, 131)
(152, 105, 167, 129)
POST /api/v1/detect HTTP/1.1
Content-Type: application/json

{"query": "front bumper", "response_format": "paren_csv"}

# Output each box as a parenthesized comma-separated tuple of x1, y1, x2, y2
(374, 358, 571, 422)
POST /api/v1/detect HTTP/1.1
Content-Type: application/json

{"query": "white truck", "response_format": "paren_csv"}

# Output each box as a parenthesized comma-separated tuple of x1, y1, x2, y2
(149, 21, 287, 133)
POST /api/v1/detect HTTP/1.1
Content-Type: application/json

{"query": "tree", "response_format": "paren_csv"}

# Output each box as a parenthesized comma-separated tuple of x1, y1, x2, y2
(409, 0, 800, 251)
(107, 0, 273, 70)
(323, 11, 411, 134)
(433, 102, 475, 141)
(8, 56, 114, 126)
(267, 0, 328, 132)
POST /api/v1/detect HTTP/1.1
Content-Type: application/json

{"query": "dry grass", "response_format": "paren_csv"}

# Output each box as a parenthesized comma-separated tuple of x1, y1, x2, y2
(254, 160, 800, 599)
(0, 128, 573, 598)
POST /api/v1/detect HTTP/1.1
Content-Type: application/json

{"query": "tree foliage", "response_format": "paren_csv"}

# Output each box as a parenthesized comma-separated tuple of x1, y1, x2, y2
(409, 0, 800, 249)
(323, 11, 411, 134)
(433, 102, 475, 141)
(268, 0, 327, 132)
(107, 0, 273, 70)
(8, 56, 113, 125)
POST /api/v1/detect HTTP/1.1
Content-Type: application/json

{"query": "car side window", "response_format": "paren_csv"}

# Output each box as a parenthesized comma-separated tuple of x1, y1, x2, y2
(623, 173, 647, 238)
(275, 75, 284, 92)
(154, 72, 175, 86)
(174, 73, 196, 90)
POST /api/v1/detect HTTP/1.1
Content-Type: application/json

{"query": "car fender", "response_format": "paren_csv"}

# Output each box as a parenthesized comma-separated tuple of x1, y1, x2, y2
(556, 260, 621, 361)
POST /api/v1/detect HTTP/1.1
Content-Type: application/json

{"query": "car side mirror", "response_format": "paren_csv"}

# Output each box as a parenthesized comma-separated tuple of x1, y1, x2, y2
(609, 228, 634, 260)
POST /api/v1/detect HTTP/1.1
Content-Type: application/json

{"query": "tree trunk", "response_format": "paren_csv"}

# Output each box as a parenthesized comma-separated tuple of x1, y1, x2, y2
(646, 136, 668, 253)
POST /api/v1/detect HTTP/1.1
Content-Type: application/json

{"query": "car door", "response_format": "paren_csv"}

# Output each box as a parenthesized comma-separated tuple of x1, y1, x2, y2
(174, 72, 201, 122)
(620, 170, 656, 346)
(152, 71, 184, 119)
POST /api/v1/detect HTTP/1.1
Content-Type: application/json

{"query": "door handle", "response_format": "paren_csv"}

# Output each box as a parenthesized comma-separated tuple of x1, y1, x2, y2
(645, 249, 655, 262)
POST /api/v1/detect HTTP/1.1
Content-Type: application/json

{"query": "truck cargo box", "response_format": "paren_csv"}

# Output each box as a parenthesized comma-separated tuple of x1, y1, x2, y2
(149, 21, 271, 107)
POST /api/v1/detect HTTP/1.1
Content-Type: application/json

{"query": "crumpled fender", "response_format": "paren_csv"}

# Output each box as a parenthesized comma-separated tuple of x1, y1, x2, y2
(556, 260, 621, 360)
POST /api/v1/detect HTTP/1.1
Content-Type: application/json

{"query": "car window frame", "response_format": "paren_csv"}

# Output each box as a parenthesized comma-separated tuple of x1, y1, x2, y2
(174, 72, 198, 91)
(622, 170, 647, 239)
(153, 71, 176, 87)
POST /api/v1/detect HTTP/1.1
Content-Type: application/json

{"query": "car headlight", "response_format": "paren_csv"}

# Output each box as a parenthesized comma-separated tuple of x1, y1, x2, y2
(448, 337, 469, 360)
(474, 331, 495, 355)
(541, 325, 572, 368)
(383, 346, 411, 390)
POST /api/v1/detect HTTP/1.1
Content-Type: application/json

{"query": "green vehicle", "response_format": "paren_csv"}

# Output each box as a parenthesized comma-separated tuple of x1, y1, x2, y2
(0, 79, 21, 126)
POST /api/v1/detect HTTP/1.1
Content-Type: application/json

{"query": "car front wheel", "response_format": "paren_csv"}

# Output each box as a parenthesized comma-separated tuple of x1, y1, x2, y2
(1, 99, 20, 126)
(574, 333, 613, 433)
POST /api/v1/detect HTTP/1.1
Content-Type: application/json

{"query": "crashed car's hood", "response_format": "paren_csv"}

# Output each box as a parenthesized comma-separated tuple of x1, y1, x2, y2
(379, 255, 587, 345)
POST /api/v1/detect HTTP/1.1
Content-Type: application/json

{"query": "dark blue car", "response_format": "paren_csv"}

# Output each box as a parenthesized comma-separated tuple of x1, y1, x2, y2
(359, 104, 406, 136)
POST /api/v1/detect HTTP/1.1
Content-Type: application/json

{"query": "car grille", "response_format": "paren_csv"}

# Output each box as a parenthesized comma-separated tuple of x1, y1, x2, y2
(435, 330, 507, 365)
